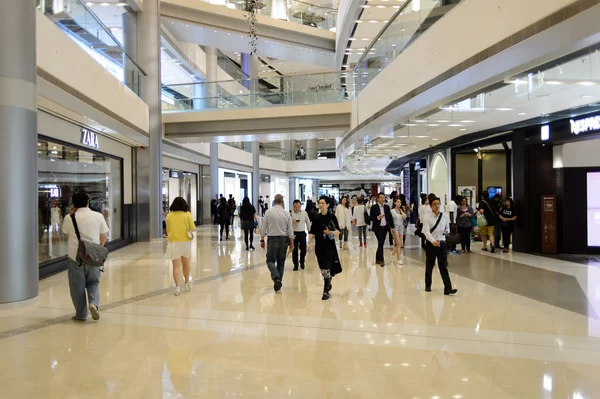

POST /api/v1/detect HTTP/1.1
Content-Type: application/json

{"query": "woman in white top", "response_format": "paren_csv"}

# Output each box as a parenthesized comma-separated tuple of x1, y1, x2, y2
(352, 197, 368, 247)
(335, 197, 352, 249)
(391, 198, 407, 264)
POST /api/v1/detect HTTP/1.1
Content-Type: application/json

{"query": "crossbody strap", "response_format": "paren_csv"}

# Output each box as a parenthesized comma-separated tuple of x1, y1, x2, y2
(482, 199, 493, 214)
(70, 214, 81, 241)
(430, 213, 443, 233)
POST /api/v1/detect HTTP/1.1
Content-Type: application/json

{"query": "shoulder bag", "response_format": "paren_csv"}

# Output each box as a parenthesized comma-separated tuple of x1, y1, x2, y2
(476, 200, 493, 227)
(186, 213, 195, 240)
(70, 214, 109, 267)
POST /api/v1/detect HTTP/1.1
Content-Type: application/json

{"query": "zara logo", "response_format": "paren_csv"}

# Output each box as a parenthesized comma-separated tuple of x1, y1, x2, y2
(81, 128, 99, 149)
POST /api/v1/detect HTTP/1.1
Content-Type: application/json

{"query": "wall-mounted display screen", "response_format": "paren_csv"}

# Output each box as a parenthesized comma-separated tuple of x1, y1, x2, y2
(587, 172, 600, 247)
(487, 186, 503, 199)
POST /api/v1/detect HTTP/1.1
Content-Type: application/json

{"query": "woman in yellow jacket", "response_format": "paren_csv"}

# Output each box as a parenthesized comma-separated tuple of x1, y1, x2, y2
(166, 197, 195, 296)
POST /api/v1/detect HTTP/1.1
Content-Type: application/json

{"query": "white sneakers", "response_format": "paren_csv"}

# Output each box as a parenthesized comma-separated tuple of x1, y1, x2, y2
(89, 304, 100, 320)
(175, 280, 193, 296)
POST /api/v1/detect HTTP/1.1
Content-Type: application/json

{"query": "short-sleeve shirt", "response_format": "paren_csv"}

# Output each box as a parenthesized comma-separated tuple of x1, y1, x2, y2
(478, 199, 498, 226)
(62, 207, 109, 261)
(166, 211, 195, 243)
(500, 207, 517, 225)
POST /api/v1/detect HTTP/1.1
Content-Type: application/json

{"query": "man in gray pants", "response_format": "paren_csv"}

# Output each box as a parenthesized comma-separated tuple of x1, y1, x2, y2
(61, 191, 109, 321)
(260, 194, 295, 292)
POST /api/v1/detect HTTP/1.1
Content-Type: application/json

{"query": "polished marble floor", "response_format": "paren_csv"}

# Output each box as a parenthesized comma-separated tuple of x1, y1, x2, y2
(2, 224, 600, 398)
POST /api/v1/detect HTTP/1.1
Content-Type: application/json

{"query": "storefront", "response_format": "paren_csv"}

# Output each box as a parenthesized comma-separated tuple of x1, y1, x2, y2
(512, 111, 600, 254)
(162, 156, 200, 222)
(219, 167, 251, 206)
(319, 183, 339, 199)
(37, 112, 132, 277)
(295, 178, 316, 204)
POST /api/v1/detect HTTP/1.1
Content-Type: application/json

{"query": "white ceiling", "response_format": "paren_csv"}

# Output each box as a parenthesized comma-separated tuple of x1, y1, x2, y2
(340, 51, 600, 174)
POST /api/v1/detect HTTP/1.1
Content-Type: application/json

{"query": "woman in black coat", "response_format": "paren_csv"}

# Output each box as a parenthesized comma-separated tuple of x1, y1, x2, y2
(217, 197, 231, 240)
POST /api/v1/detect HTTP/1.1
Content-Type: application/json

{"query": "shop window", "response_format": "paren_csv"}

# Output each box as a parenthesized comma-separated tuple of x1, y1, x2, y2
(38, 138, 122, 263)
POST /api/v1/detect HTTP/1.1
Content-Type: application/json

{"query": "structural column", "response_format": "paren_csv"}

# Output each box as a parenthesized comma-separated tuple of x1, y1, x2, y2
(306, 138, 318, 160)
(210, 142, 219, 200)
(252, 141, 260, 208)
(195, 46, 218, 110)
(241, 53, 259, 105)
(137, 0, 162, 240)
(0, 0, 38, 303)
(121, 9, 138, 93)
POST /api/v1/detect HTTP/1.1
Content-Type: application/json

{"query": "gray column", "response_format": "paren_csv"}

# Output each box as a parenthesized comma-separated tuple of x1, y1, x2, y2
(210, 142, 219, 200)
(137, 0, 162, 239)
(241, 53, 259, 100)
(252, 141, 260, 208)
(195, 46, 218, 110)
(0, 0, 38, 303)
(306, 138, 318, 160)
(312, 180, 320, 201)
(121, 10, 138, 94)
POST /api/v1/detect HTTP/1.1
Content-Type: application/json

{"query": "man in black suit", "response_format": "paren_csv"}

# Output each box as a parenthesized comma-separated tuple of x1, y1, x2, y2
(370, 192, 394, 267)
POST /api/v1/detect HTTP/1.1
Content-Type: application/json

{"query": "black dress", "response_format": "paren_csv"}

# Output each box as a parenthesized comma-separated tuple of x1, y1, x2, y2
(239, 204, 256, 230)
(310, 212, 342, 275)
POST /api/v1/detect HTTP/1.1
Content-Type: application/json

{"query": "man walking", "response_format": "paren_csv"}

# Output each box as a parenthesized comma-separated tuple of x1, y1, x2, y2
(61, 191, 109, 321)
(260, 194, 295, 292)
(370, 192, 394, 267)
(291, 199, 311, 271)
(423, 197, 457, 295)
(227, 195, 236, 227)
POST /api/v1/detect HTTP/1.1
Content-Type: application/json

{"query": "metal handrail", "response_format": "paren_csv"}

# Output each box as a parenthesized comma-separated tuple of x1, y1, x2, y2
(74, 0, 147, 76)
(353, 0, 413, 68)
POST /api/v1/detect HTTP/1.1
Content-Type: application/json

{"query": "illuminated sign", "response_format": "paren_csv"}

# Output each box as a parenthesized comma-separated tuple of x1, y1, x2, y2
(570, 115, 600, 135)
(541, 125, 550, 141)
(81, 128, 99, 149)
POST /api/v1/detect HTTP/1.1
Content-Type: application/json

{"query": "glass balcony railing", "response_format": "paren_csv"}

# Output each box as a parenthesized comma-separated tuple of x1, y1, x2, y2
(225, 141, 336, 161)
(204, 0, 337, 31)
(37, 0, 146, 96)
(354, 0, 461, 73)
(161, 70, 378, 111)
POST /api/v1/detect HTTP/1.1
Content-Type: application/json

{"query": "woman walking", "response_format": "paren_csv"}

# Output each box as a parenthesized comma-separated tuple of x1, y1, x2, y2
(399, 194, 412, 247)
(335, 196, 352, 250)
(457, 197, 474, 253)
(352, 196, 368, 247)
(239, 196, 258, 251)
(217, 197, 231, 240)
(499, 198, 517, 253)
(308, 196, 342, 300)
(165, 197, 195, 296)
(305, 199, 318, 224)
(390, 198, 407, 264)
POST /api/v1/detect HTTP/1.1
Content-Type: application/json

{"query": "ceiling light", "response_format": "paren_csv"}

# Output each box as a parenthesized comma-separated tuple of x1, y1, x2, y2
(448, 124, 462, 127)
(496, 108, 514, 111)
(545, 81, 563, 85)
(414, 119, 427, 123)
(460, 120, 474, 123)
(393, 5, 400, 8)
(348, 38, 357, 41)
(362, 4, 370, 7)
(355, 20, 363, 23)
(415, 135, 429, 138)
(436, 120, 449, 123)
(460, 128, 466, 131)
(361, 38, 370, 41)
(474, 148, 479, 153)
(518, 112, 526, 115)
(427, 124, 439, 127)
(369, 20, 378, 23)
(579, 81, 596, 86)
(581, 95, 593, 98)
(432, 138, 439, 141)
(377, 5, 386, 8)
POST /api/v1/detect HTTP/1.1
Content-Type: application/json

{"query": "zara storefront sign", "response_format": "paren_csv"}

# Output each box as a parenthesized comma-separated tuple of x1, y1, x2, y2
(81, 128, 99, 149)
(570, 115, 600, 135)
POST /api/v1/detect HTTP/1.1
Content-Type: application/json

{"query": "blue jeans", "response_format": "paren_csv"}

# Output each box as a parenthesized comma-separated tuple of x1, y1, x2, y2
(266, 236, 289, 281)
(68, 259, 101, 319)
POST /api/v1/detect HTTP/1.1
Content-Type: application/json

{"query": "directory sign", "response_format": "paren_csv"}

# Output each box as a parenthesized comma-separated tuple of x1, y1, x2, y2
(587, 172, 600, 246)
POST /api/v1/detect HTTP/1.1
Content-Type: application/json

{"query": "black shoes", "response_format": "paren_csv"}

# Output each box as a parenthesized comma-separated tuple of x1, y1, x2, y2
(490, 246, 496, 253)
(425, 287, 431, 292)
(444, 289, 458, 296)
(301, 263, 305, 270)
(274, 278, 282, 292)
(293, 266, 299, 271)
(250, 245, 255, 250)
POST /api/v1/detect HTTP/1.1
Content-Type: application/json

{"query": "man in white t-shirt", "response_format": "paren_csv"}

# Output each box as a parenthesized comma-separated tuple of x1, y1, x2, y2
(62, 191, 109, 321)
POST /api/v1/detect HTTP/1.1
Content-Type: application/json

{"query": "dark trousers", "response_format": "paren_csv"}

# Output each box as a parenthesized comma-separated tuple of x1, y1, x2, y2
(220, 223, 229, 239)
(293, 232, 307, 267)
(266, 236, 289, 281)
(243, 228, 254, 248)
(459, 225, 472, 251)
(448, 223, 457, 251)
(501, 224, 514, 249)
(494, 222, 502, 247)
(375, 228, 388, 263)
(388, 228, 394, 245)
(425, 241, 453, 291)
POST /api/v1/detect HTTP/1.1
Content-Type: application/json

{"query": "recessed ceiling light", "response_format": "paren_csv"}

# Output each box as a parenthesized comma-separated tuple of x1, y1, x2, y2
(415, 136, 429, 138)
(545, 81, 562, 85)
(460, 120, 474, 123)
(428, 124, 439, 127)
(356, 20, 363, 23)
(460, 128, 467, 131)
(448, 124, 462, 127)
(369, 20, 378, 23)
(496, 108, 514, 111)
(579, 81, 596, 86)
(518, 112, 526, 115)
(393, 5, 400, 8)
(348, 38, 357, 41)
(377, 5, 386, 8)
(414, 119, 427, 123)
(361, 38, 370, 41)
(362, 5, 370, 8)
(432, 138, 439, 141)
(581, 95, 593, 98)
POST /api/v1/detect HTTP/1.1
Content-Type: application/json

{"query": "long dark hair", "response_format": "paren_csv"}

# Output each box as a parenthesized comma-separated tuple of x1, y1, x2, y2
(242, 196, 251, 207)
(218, 197, 227, 208)
(170, 197, 190, 212)
(305, 199, 315, 213)
(340, 196, 350, 208)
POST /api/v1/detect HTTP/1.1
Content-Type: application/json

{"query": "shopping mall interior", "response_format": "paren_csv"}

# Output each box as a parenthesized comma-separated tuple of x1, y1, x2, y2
(3, 0, 600, 397)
